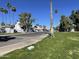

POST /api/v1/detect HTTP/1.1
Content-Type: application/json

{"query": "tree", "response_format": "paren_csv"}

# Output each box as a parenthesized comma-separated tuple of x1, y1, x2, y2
(0, 0, 16, 26)
(50, 0, 53, 35)
(50, 0, 58, 36)
(0, 7, 8, 14)
(19, 12, 34, 32)
(11, 6, 16, 25)
(55, 9, 58, 14)
(70, 10, 79, 31)
(0, 7, 8, 25)
(59, 15, 73, 32)
(6, 2, 16, 25)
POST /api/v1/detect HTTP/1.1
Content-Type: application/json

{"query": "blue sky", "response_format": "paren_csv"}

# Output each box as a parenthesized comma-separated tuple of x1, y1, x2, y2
(0, 0, 79, 28)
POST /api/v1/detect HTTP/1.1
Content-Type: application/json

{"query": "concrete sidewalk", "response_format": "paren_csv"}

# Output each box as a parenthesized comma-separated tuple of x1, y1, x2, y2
(0, 34, 48, 56)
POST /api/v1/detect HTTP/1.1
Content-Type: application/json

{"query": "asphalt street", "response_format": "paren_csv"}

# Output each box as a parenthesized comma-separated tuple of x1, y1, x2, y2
(0, 32, 48, 47)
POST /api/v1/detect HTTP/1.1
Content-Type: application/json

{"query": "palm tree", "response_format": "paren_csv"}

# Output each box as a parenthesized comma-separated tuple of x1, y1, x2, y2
(6, 1, 16, 25)
(50, 0, 53, 35)
(0, 7, 8, 25)
(11, 6, 16, 25)
(6, 2, 12, 25)
(2, 8, 8, 26)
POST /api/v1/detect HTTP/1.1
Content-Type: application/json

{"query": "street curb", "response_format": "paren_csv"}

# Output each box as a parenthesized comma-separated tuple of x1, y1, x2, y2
(0, 34, 48, 56)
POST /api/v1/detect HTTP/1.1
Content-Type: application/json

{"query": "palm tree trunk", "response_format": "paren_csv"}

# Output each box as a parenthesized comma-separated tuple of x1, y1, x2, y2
(12, 12, 14, 25)
(50, 0, 54, 35)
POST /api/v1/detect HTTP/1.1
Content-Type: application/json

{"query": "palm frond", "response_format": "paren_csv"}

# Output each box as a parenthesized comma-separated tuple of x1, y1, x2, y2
(11, 6, 16, 12)
(0, 7, 8, 14)
(6, 2, 12, 9)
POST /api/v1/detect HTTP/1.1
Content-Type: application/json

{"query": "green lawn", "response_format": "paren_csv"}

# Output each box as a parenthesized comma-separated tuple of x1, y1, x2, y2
(0, 32, 79, 59)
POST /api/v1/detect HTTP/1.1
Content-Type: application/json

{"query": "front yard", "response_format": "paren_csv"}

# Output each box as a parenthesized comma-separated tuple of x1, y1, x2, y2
(0, 32, 79, 59)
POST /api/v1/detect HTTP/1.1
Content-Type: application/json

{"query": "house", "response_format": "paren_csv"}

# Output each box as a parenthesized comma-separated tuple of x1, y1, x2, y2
(33, 25, 48, 32)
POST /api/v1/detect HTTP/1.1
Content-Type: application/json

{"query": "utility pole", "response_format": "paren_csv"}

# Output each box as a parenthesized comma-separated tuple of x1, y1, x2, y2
(50, 0, 54, 35)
